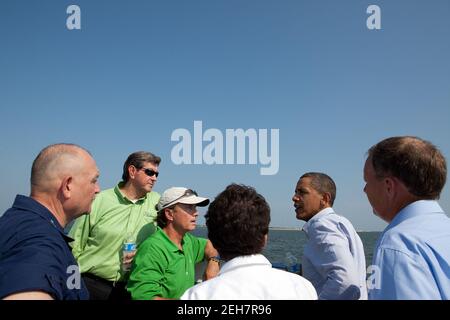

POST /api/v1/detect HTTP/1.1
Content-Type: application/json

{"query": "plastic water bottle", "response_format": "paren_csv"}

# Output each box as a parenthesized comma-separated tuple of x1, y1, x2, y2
(122, 233, 136, 272)
(285, 252, 300, 273)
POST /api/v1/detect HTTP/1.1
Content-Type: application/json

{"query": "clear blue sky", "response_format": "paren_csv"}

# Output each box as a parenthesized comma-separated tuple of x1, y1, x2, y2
(1, 0, 449, 231)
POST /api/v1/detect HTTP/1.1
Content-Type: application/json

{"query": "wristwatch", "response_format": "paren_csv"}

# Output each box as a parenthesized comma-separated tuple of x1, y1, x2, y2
(208, 256, 221, 263)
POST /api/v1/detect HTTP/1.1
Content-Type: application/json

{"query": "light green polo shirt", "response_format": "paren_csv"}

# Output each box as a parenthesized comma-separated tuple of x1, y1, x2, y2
(69, 182, 160, 282)
(127, 227, 207, 300)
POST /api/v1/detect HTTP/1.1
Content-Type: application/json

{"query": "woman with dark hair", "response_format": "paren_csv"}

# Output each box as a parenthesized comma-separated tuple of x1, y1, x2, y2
(181, 184, 317, 300)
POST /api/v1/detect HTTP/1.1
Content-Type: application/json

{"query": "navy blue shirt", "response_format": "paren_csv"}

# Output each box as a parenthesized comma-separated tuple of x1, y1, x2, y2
(0, 195, 89, 300)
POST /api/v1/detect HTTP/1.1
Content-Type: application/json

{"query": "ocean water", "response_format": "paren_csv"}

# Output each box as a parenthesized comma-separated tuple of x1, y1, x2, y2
(192, 226, 380, 268)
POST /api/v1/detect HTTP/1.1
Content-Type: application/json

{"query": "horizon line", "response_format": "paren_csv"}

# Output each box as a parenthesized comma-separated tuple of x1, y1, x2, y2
(195, 224, 381, 232)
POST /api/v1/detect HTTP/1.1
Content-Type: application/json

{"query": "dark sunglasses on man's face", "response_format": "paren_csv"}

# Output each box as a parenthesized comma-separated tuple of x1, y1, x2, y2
(142, 168, 159, 178)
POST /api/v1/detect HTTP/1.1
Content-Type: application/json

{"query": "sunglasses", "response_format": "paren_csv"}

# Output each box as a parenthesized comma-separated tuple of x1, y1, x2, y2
(141, 168, 159, 178)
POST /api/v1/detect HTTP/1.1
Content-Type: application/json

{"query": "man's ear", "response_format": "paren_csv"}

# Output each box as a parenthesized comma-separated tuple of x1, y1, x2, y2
(128, 165, 138, 180)
(164, 208, 174, 222)
(384, 176, 404, 202)
(321, 192, 332, 207)
(61, 176, 72, 200)
(384, 177, 396, 198)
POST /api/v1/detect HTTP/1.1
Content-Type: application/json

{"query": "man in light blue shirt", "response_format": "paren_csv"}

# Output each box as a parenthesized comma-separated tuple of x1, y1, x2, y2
(293, 172, 368, 300)
(364, 136, 450, 300)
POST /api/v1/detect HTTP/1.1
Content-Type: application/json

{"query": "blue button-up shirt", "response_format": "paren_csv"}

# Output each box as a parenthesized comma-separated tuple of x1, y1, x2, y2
(0, 195, 89, 300)
(368, 200, 450, 300)
(302, 207, 368, 300)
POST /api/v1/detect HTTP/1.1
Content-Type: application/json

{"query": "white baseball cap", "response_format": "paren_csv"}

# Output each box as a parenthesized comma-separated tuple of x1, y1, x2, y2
(157, 187, 209, 212)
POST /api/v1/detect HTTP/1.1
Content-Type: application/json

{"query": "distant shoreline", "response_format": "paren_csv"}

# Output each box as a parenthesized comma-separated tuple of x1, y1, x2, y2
(196, 225, 299, 231)
(269, 226, 301, 231)
(196, 225, 381, 232)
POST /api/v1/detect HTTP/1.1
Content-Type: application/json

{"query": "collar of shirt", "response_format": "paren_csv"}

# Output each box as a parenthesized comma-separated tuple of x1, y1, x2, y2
(302, 207, 335, 236)
(156, 226, 186, 253)
(114, 182, 148, 204)
(219, 254, 271, 275)
(12, 194, 72, 242)
(386, 200, 444, 232)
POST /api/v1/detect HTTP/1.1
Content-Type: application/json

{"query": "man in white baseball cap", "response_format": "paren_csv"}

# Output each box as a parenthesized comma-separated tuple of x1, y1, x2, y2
(157, 187, 210, 212)
(127, 187, 220, 300)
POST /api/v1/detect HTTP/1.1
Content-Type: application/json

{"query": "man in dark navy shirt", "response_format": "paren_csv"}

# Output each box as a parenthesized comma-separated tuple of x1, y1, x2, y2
(0, 143, 100, 300)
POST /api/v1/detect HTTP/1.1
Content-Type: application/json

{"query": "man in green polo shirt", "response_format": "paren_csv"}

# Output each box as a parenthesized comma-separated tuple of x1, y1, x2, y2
(127, 187, 220, 300)
(69, 151, 161, 300)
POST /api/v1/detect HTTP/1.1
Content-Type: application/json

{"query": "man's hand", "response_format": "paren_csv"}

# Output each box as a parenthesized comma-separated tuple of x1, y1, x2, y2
(122, 250, 137, 271)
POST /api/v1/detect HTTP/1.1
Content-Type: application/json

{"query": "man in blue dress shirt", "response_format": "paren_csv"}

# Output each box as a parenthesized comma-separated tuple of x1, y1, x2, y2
(0, 143, 100, 300)
(364, 136, 450, 300)
(293, 172, 368, 300)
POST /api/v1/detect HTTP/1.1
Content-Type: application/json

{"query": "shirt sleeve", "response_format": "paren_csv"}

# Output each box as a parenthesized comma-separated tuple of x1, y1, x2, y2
(368, 247, 440, 299)
(308, 222, 361, 300)
(0, 230, 68, 300)
(127, 243, 167, 300)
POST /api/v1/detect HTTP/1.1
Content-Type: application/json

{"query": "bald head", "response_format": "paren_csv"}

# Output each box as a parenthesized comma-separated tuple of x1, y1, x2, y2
(30, 143, 100, 225)
(31, 144, 93, 193)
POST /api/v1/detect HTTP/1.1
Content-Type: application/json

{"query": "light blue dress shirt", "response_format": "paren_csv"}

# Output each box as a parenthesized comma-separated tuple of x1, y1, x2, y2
(302, 207, 368, 300)
(368, 200, 450, 300)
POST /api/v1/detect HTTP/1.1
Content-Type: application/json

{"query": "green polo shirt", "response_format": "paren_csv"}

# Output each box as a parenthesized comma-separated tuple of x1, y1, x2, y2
(127, 227, 207, 300)
(69, 182, 160, 282)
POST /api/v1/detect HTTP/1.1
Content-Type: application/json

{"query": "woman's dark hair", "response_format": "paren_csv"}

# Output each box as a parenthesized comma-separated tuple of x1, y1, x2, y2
(206, 184, 270, 261)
